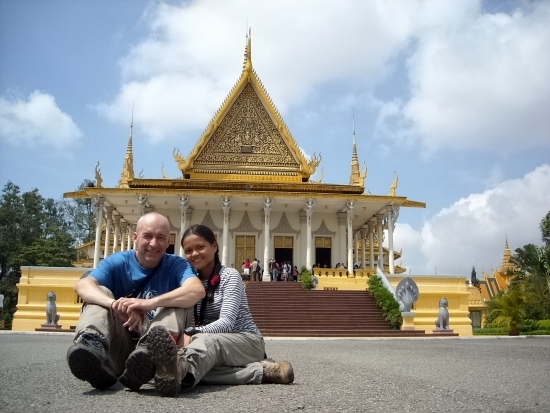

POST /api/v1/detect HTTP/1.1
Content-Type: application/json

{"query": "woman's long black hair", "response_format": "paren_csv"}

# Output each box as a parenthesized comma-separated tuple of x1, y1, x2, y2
(181, 224, 222, 302)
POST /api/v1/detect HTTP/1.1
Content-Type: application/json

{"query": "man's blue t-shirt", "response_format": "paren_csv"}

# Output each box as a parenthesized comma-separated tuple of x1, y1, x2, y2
(90, 250, 197, 300)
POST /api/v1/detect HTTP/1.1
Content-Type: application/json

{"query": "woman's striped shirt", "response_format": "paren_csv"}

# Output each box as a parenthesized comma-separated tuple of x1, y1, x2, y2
(195, 265, 261, 336)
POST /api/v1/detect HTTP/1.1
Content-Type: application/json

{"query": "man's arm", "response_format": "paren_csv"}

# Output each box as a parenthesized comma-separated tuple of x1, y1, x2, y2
(118, 276, 205, 314)
(75, 276, 114, 308)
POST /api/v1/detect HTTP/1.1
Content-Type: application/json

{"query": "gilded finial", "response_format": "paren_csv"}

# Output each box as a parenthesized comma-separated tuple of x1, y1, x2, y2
(349, 112, 367, 187)
(310, 167, 324, 184)
(243, 28, 252, 74)
(94, 161, 103, 188)
(389, 172, 398, 196)
(161, 162, 170, 179)
(307, 152, 322, 175)
(173, 147, 189, 175)
(118, 109, 135, 188)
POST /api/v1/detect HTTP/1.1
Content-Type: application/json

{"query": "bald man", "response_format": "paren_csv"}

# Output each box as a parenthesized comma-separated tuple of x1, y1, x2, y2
(67, 212, 205, 392)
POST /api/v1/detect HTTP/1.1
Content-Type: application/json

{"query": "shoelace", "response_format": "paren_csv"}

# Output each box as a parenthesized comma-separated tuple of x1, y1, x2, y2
(79, 333, 105, 352)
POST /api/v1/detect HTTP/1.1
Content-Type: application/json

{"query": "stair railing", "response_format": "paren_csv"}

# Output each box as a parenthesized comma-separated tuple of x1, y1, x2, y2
(376, 262, 396, 300)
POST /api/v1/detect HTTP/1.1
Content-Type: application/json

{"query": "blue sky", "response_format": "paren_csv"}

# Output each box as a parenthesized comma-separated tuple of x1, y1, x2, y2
(1, 0, 549, 276)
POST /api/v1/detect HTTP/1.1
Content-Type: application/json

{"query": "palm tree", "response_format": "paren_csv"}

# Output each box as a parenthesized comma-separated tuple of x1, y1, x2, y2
(488, 286, 526, 335)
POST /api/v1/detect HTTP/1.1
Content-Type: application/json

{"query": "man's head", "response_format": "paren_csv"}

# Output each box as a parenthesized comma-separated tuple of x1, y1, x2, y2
(133, 212, 171, 269)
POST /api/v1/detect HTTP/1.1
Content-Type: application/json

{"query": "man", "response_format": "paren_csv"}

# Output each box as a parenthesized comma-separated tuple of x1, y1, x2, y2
(67, 212, 205, 391)
(251, 258, 258, 281)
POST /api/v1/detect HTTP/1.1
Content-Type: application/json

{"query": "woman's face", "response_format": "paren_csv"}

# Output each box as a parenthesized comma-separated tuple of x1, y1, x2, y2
(182, 233, 217, 274)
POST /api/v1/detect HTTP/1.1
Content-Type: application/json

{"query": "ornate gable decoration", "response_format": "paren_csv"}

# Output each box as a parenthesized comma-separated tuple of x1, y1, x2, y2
(195, 83, 298, 173)
(174, 35, 320, 183)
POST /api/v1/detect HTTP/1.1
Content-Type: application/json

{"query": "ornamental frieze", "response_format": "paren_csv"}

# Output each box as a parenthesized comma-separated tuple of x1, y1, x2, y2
(194, 84, 299, 168)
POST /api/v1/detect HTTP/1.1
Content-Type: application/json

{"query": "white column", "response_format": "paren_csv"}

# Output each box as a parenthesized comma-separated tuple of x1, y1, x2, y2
(112, 214, 121, 254)
(386, 205, 396, 274)
(305, 198, 315, 270)
(120, 221, 127, 252)
(337, 212, 347, 265)
(262, 197, 273, 281)
(376, 213, 385, 271)
(127, 224, 132, 250)
(346, 201, 355, 273)
(132, 224, 137, 250)
(92, 197, 105, 268)
(103, 206, 113, 259)
(178, 196, 189, 257)
(368, 220, 375, 269)
(354, 230, 359, 269)
(361, 229, 366, 269)
(221, 196, 231, 266)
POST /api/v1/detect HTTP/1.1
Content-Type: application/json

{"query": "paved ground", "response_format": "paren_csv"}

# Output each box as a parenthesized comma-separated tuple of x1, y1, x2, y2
(1, 332, 549, 413)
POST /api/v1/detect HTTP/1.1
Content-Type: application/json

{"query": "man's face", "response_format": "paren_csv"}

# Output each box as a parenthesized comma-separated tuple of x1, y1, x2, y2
(133, 218, 170, 268)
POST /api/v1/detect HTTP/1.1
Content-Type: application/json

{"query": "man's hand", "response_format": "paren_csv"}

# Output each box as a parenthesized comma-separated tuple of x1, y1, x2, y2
(111, 298, 153, 333)
(115, 297, 158, 314)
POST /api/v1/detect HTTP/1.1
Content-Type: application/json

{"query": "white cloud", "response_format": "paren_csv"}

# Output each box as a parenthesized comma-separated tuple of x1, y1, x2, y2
(394, 164, 550, 275)
(0, 91, 83, 150)
(399, 1, 550, 154)
(96, 0, 550, 156)
(94, 0, 435, 141)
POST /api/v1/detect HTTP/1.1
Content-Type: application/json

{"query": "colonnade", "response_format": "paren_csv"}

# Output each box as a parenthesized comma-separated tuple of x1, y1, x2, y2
(90, 195, 399, 275)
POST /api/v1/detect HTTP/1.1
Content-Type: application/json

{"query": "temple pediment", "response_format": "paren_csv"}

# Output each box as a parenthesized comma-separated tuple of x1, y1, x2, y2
(174, 35, 319, 183)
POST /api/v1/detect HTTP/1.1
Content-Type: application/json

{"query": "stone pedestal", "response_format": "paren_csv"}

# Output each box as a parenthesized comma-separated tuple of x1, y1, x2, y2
(401, 311, 416, 330)
(432, 329, 456, 335)
(39, 323, 62, 330)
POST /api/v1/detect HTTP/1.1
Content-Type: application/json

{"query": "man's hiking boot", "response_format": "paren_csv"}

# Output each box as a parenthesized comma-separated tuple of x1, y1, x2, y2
(67, 331, 117, 390)
(119, 345, 155, 391)
(260, 359, 294, 384)
(147, 325, 188, 397)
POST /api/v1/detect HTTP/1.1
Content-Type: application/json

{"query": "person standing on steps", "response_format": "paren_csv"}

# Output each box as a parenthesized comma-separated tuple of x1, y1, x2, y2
(66, 212, 205, 391)
(146, 224, 294, 397)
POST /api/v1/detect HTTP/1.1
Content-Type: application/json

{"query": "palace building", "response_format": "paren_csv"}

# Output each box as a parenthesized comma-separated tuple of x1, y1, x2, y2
(14, 36, 477, 336)
(65, 35, 425, 278)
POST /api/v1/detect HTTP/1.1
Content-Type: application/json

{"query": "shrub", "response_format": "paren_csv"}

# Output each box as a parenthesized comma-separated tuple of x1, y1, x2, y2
(367, 275, 402, 328)
(300, 266, 314, 289)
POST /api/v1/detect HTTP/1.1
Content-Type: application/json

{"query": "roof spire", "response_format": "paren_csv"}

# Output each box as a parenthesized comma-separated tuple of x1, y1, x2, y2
(243, 27, 252, 74)
(349, 110, 366, 187)
(118, 103, 135, 188)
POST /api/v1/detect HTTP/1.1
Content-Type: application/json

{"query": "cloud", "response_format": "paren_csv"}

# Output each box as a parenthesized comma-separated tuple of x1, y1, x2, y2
(0, 91, 83, 150)
(394, 164, 550, 275)
(396, 1, 550, 154)
(94, 0, 433, 141)
(96, 0, 550, 156)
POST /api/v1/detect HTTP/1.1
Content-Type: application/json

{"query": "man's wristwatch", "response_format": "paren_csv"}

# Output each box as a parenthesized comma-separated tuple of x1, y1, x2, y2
(185, 326, 201, 336)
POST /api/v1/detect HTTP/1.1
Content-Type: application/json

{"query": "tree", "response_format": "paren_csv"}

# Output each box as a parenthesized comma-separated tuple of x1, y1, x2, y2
(63, 179, 96, 246)
(487, 286, 526, 334)
(541, 211, 550, 246)
(470, 266, 480, 287)
(0, 181, 78, 328)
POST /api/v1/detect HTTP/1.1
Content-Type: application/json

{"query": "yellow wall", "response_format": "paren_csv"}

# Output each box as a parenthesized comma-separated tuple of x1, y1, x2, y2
(316, 271, 473, 336)
(12, 266, 88, 331)
(13, 266, 473, 336)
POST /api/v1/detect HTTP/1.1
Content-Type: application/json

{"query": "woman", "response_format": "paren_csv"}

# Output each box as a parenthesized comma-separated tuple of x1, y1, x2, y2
(146, 224, 294, 397)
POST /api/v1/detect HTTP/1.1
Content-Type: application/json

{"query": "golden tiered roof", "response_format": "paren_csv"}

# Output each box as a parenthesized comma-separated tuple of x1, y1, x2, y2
(64, 34, 425, 228)
(479, 239, 518, 300)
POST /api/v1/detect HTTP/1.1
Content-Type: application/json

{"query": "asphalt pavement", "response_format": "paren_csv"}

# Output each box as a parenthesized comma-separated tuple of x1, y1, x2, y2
(1, 331, 549, 413)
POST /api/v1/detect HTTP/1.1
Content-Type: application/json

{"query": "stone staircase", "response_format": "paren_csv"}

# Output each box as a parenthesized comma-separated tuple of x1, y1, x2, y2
(245, 282, 426, 337)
